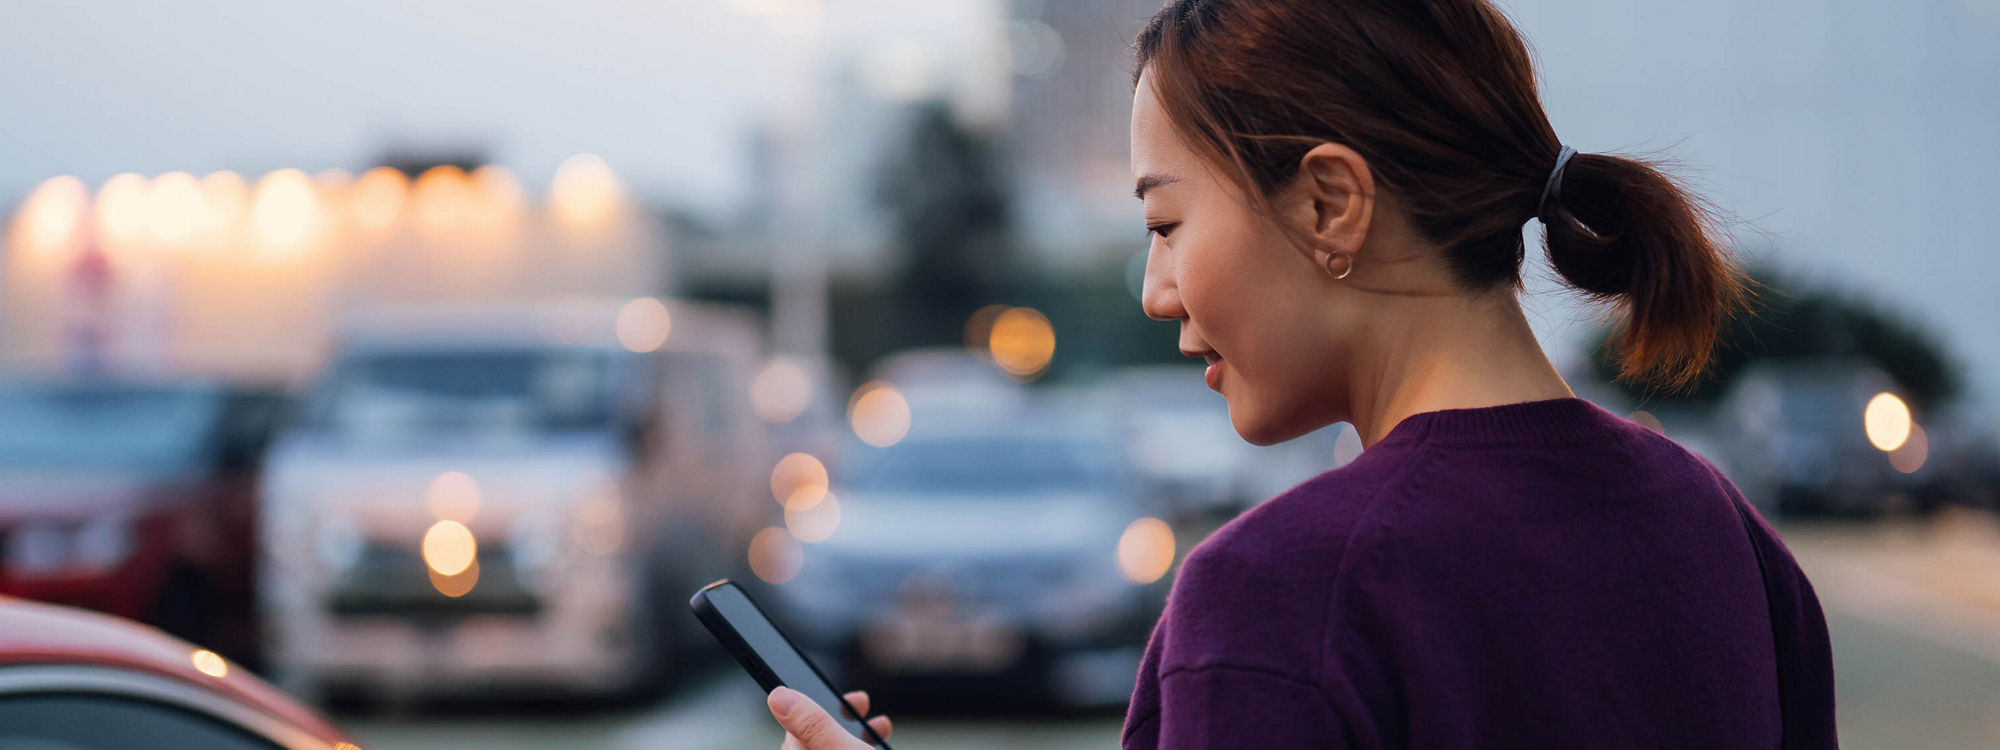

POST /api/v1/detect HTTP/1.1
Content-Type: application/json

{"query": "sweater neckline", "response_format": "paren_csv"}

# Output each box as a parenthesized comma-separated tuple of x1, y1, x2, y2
(1374, 397, 1632, 449)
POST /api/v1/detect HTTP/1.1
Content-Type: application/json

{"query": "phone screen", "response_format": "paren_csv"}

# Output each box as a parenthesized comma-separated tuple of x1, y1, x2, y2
(694, 581, 885, 747)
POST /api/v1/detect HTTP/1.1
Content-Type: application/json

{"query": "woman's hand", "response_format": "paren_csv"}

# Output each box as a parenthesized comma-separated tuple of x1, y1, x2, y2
(767, 686, 894, 750)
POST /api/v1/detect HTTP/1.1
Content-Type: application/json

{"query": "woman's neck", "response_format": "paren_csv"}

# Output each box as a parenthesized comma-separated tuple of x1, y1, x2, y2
(1347, 289, 1574, 447)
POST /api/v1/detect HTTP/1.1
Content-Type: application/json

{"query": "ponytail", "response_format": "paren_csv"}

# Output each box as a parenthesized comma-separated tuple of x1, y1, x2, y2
(1541, 152, 1748, 390)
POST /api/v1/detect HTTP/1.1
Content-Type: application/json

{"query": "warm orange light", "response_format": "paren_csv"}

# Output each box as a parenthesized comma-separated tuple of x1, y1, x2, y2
(550, 154, 625, 231)
(616, 297, 672, 352)
(749, 356, 813, 424)
(748, 527, 803, 584)
(1864, 392, 1912, 452)
(771, 452, 829, 511)
(470, 164, 526, 234)
(1116, 517, 1176, 584)
(145, 172, 208, 247)
(200, 172, 248, 233)
(350, 166, 408, 231)
(963, 304, 1009, 354)
(421, 520, 478, 576)
(95, 172, 152, 248)
(249, 169, 324, 252)
(411, 165, 474, 236)
(191, 649, 228, 678)
(426, 471, 481, 522)
(1889, 422, 1929, 474)
(429, 557, 479, 597)
(849, 381, 911, 447)
(988, 306, 1056, 378)
(12, 176, 88, 255)
(785, 491, 841, 543)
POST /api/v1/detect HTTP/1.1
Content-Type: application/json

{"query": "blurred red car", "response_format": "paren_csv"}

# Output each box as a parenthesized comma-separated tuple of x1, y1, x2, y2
(0, 380, 290, 666)
(0, 595, 355, 749)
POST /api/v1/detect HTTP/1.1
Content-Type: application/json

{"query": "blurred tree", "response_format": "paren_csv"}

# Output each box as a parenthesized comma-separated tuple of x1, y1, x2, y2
(1590, 266, 1961, 411)
(876, 100, 1018, 348)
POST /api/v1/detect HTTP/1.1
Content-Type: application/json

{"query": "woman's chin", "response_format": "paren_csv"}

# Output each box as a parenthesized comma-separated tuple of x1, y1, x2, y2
(1227, 399, 1326, 446)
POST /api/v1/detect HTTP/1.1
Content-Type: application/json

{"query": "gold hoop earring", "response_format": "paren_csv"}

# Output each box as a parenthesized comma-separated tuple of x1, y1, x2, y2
(1323, 251, 1353, 280)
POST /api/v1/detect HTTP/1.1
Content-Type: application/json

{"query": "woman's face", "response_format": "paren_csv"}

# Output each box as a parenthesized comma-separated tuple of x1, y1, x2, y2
(1130, 71, 1366, 445)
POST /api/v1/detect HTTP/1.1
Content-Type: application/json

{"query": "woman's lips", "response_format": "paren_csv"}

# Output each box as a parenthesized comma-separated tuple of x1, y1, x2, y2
(1204, 356, 1224, 391)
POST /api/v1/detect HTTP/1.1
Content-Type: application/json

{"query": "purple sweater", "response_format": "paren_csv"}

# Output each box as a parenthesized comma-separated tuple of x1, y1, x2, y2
(1121, 398, 1837, 749)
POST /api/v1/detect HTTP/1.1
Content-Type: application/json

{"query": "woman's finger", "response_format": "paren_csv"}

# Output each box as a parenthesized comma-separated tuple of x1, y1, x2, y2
(768, 687, 869, 750)
(867, 715, 893, 740)
(842, 690, 870, 718)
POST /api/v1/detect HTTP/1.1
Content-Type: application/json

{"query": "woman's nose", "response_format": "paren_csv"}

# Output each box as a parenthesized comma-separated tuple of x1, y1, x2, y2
(1140, 247, 1184, 322)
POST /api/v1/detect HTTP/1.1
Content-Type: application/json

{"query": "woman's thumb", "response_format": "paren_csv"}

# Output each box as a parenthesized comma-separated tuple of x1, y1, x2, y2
(768, 687, 850, 748)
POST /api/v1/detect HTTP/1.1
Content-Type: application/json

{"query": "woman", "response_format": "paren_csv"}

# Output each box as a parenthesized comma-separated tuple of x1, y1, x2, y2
(766, 0, 1838, 747)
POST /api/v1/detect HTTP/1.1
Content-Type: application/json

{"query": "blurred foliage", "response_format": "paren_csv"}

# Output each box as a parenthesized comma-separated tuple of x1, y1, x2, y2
(1592, 266, 1961, 412)
(875, 100, 1018, 349)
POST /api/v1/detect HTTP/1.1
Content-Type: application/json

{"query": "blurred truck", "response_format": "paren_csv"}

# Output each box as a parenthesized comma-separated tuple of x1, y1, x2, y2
(256, 299, 768, 700)
(0, 379, 290, 669)
(1716, 360, 1914, 516)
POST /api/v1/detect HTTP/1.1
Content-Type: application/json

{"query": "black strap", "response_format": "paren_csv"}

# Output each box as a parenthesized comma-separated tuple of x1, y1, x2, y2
(1731, 499, 1787, 748)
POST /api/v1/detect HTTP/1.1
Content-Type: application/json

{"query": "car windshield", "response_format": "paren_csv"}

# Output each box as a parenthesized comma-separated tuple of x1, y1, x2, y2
(0, 384, 223, 472)
(307, 347, 623, 438)
(842, 435, 1119, 495)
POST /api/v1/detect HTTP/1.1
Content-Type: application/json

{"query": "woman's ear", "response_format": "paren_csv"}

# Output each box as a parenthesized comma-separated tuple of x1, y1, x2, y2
(1288, 142, 1375, 264)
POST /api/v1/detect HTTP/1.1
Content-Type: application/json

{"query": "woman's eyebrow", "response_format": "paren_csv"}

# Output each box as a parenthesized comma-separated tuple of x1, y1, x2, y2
(1134, 173, 1180, 200)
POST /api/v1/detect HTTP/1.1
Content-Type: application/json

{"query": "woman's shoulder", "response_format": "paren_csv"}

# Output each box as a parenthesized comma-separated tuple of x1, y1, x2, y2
(1156, 442, 1433, 677)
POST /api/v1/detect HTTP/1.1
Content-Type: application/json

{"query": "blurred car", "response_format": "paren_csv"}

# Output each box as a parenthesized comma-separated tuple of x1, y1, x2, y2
(1101, 366, 1253, 520)
(258, 299, 768, 700)
(0, 596, 354, 750)
(1716, 360, 1912, 516)
(774, 414, 1166, 710)
(0, 379, 290, 668)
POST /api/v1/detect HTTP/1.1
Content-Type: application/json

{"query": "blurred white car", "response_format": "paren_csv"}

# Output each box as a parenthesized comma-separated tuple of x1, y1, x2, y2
(258, 299, 768, 699)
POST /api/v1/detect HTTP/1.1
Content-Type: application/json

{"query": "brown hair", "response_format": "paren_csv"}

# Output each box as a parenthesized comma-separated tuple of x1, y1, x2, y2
(1134, 0, 1746, 389)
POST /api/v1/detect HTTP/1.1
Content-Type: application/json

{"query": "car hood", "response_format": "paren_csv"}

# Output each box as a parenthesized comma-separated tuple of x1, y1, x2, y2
(815, 490, 1127, 558)
(261, 433, 624, 537)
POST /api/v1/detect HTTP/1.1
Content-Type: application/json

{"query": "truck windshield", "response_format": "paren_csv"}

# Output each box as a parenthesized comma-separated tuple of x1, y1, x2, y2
(308, 348, 623, 438)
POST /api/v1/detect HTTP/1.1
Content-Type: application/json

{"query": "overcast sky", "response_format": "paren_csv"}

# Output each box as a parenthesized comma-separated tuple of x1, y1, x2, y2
(4, 0, 1996, 407)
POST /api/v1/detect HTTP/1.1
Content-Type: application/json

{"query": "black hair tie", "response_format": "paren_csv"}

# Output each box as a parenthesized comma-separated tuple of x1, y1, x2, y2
(1536, 145, 1578, 224)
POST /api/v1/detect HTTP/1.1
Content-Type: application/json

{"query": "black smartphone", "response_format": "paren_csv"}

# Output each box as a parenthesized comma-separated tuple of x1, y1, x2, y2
(689, 579, 891, 749)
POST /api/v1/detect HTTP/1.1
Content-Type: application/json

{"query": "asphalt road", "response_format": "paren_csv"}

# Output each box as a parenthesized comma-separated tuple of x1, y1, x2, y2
(339, 511, 2000, 750)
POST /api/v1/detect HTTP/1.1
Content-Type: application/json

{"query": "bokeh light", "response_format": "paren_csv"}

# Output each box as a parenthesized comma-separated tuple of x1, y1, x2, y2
(12, 175, 88, 256)
(1889, 422, 1929, 474)
(145, 172, 208, 247)
(784, 490, 841, 543)
(988, 306, 1056, 377)
(429, 558, 479, 598)
(849, 381, 911, 447)
(749, 356, 813, 424)
(190, 649, 228, 679)
(199, 171, 248, 232)
(1864, 392, 1912, 452)
(616, 297, 672, 352)
(421, 519, 478, 577)
(411, 165, 474, 236)
(963, 303, 1009, 354)
(551, 154, 625, 231)
(771, 452, 829, 511)
(350, 166, 409, 231)
(426, 471, 481, 522)
(748, 527, 804, 585)
(249, 168, 325, 252)
(94, 172, 152, 248)
(1117, 517, 1175, 585)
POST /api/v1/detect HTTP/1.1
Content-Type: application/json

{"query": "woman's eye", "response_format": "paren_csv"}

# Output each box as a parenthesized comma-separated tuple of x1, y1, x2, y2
(1147, 223, 1178, 239)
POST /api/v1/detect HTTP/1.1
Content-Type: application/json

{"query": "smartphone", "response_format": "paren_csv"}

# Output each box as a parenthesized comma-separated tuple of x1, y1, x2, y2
(689, 579, 891, 749)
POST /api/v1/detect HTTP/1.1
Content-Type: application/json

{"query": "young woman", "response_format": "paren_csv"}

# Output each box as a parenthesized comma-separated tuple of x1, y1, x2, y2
(765, 0, 1837, 747)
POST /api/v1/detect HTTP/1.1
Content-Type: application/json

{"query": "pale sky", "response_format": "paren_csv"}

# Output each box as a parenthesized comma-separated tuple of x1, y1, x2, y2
(4, 0, 1996, 407)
